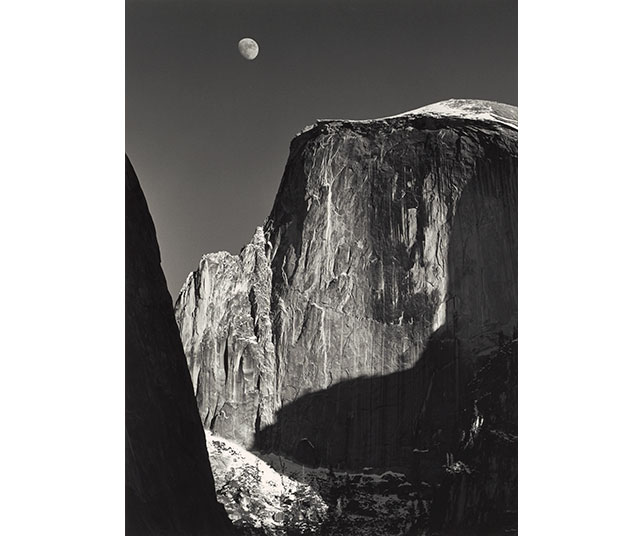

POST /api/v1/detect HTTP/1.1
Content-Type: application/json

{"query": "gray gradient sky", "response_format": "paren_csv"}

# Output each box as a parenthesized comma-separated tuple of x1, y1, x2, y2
(126, 0, 517, 299)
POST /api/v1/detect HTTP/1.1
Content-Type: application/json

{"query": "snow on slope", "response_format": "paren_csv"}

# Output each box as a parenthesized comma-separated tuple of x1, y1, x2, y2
(252, 452, 431, 536)
(205, 432, 328, 535)
(205, 431, 430, 535)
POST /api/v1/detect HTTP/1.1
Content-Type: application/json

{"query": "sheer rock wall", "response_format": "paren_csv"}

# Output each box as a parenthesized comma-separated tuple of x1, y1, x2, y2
(175, 103, 517, 524)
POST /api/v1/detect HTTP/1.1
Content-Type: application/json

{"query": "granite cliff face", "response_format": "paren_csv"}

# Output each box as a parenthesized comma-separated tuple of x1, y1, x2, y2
(126, 156, 234, 535)
(175, 228, 279, 448)
(175, 100, 517, 533)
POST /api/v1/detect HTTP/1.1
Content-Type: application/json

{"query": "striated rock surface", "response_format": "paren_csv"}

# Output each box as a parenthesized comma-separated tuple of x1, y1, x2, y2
(126, 156, 234, 535)
(175, 227, 279, 448)
(175, 99, 517, 533)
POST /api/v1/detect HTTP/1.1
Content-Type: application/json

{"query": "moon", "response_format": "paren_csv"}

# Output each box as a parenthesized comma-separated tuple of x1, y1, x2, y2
(238, 38, 259, 60)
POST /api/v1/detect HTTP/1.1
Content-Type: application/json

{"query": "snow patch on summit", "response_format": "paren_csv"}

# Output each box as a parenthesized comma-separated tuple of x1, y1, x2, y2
(301, 99, 517, 134)
(386, 99, 518, 130)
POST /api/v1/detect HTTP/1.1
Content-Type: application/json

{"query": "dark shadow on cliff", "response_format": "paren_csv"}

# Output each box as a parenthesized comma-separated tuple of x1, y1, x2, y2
(254, 152, 517, 534)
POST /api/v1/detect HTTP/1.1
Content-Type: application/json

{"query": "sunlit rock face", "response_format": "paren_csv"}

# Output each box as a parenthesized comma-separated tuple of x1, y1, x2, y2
(125, 157, 233, 535)
(175, 100, 517, 530)
(175, 227, 279, 448)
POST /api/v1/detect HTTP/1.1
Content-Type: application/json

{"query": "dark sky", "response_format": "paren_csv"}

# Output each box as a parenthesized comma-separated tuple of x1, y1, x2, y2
(126, 0, 517, 299)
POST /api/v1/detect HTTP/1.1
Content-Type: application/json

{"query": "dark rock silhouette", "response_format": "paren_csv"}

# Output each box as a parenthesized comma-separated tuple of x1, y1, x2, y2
(126, 156, 234, 535)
